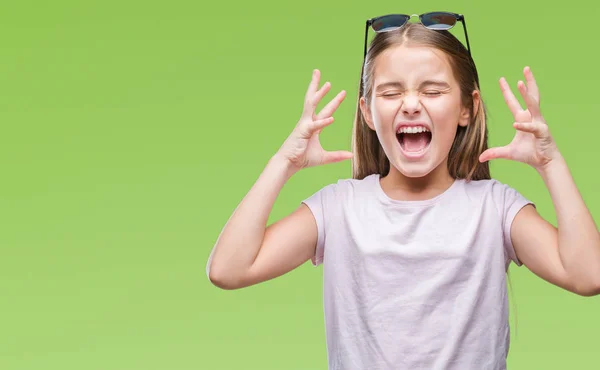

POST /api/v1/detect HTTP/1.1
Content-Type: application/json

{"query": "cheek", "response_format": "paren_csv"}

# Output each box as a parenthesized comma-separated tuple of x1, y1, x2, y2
(426, 98, 461, 125)
(372, 99, 399, 126)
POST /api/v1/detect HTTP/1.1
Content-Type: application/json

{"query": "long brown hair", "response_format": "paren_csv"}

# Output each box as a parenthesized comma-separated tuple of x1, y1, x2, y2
(351, 23, 490, 181)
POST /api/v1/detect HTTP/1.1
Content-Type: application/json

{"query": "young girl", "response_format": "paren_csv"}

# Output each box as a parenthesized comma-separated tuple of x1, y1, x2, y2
(206, 13, 600, 370)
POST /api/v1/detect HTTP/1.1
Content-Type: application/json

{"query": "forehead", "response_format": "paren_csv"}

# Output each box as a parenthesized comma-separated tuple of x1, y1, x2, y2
(373, 44, 455, 85)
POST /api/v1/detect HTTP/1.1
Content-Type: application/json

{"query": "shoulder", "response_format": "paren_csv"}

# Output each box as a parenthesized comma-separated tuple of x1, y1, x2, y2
(460, 177, 510, 191)
(308, 173, 379, 196)
(460, 177, 534, 218)
(302, 174, 379, 209)
(460, 177, 524, 199)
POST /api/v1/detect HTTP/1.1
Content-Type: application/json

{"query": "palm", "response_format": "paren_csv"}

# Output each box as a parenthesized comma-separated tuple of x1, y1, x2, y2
(504, 110, 537, 163)
(303, 125, 328, 166)
(479, 67, 558, 170)
(283, 124, 328, 168)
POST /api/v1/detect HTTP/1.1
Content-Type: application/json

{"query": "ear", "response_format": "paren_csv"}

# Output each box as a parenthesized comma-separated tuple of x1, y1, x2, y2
(359, 96, 375, 130)
(459, 90, 481, 127)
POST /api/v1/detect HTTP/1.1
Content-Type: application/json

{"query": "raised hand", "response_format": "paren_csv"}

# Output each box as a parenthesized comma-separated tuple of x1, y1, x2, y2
(276, 69, 353, 173)
(479, 66, 559, 170)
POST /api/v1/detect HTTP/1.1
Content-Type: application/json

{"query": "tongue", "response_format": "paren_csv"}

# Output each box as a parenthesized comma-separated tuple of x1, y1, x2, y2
(402, 133, 429, 152)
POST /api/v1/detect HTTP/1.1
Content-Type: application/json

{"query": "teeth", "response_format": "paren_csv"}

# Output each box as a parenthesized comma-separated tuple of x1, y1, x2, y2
(397, 126, 430, 134)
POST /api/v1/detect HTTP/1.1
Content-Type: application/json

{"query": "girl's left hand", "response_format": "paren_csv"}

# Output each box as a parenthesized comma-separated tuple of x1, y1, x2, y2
(479, 66, 560, 171)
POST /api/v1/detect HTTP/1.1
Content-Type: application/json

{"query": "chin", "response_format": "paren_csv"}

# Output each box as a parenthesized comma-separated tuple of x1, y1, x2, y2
(390, 160, 438, 178)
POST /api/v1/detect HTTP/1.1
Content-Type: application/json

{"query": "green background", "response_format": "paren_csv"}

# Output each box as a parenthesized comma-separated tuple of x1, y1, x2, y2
(1, 0, 599, 369)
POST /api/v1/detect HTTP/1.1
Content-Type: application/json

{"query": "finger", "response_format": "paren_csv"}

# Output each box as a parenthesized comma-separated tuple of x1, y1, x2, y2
(316, 90, 346, 119)
(304, 69, 321, 100)
(499, 77, 523, 119)
(311, 81, 332, 111)
(517, 80, 542, 120)
(479, 145, 512, 162)
(302, 70, 321, 115)
(523, 66, 540, 101)
(513, 121, 549, 138)
(322, 150, 353, 164)
(303, 116, 335, 136)
(297, 116, 333, 138)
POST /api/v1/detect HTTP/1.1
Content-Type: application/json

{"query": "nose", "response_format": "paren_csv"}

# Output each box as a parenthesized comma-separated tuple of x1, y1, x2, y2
(401, 93, 422, 116)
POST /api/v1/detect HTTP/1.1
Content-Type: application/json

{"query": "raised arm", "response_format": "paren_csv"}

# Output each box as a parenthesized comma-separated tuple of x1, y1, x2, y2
(207, 156, 317, 289)
(480, 67, 600, 296)
(207, 69, 352, 289)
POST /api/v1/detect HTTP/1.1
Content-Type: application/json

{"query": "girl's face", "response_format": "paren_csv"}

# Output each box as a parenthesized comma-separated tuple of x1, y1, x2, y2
(360, 44, 477, 179)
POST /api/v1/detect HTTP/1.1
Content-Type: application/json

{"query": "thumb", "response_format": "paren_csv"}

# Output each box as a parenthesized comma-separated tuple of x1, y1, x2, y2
(322, 150, 353, 164)
(479, 146, 512, 163)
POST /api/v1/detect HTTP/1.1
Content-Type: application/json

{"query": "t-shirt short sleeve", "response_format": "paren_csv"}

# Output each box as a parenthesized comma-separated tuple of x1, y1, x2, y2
(301, 183, 338, 266)
(491, 180, 535, 268)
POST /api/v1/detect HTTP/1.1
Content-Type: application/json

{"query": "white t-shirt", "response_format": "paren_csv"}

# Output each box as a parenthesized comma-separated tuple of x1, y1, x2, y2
(302, 173, 533, 370)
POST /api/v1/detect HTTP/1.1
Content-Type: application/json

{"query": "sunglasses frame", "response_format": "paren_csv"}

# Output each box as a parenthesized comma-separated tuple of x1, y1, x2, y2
(363, 12, 472, 58)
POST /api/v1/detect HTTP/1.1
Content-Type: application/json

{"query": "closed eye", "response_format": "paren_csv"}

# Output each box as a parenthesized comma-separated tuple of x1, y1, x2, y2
(379, 91, 443, 98)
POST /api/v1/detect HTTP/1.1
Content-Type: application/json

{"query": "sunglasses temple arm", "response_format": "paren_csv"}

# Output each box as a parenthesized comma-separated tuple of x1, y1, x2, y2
(364, 21, 369, 57)
(461, 18, 472, 57)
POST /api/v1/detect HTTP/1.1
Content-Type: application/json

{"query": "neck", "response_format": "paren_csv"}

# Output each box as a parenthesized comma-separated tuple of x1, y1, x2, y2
(379, 161, 455, 201)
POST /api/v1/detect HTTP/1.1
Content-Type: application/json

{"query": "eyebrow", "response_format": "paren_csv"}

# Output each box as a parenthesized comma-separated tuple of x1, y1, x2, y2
(375, 80, 451, 92)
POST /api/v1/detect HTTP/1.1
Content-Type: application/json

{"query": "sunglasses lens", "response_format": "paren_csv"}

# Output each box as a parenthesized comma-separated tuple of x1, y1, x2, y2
(421, 12, 457, 30)
(372, 14, 410, 32)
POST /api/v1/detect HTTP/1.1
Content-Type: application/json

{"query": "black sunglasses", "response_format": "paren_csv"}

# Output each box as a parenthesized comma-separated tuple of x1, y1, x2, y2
(363, 12, 472, 58)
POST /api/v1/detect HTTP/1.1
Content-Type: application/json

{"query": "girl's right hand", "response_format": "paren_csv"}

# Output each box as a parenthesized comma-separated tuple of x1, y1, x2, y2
(276, 69, 353, 173)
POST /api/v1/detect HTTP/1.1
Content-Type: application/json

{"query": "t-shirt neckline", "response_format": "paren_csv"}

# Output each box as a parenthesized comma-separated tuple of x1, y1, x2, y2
(371, 173, 461, 207)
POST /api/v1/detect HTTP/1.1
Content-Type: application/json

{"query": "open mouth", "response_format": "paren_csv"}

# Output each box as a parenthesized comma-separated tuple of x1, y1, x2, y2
(396, 126, 432, 153)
